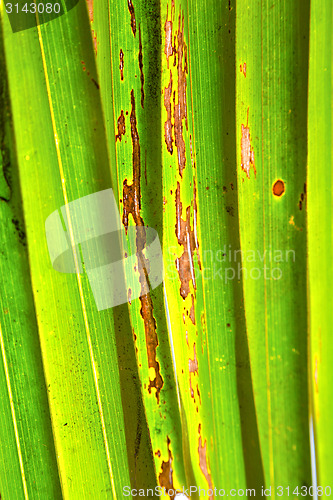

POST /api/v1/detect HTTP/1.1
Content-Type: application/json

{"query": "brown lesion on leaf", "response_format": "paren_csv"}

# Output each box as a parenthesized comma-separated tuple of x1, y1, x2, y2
(298, 184, 306, 210)
(189, 294, 195, 325)
(197, 384, 201, 405)
(175, 180, 200, 299)
(86, 0, 98, 55)
(127, 0, 136, 36)
(87, 0, 93, 21)
(115, 110, 126, 142)
(174, 12, 188, 177)
(198, 425, 213, 498)
(272, 179, 285, 197)
(165, 20, 173, 66)
(241, 109, 256, 179)
(119, 49, 124, 81)
(241, 127, 255, 178)
(164, 3, 175, 67)
(138, 25, 145, 108)
(189, 134, 196, 168)
(122, 90, 164, 403)
(240, 62, 246, 77)
(164, 71, 173, 154)
(159, 437, 176, 499)
(189, 343, 198, 398)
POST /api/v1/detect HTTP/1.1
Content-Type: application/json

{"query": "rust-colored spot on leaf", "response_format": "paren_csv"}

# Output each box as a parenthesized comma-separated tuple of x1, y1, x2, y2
(87, 0, 98, 55)
(241, 116, 256, 179)
(115, 110, 126, 142)
(159, 437, 175, 499)
(198, 427, 213, 498)
(272, 179, 285, 197)
(189, 343, 198, 398)
(175, 181, 200, 299)
(122, 91, 163, 403)
(119, 49, 124, 81)
(138, 25, 145, 108)
(189, 294, 195, 325)
(197, 385, 201, 405)
(174, 13, 188, 177)
(240, 62, 247, 77)
(127, 0, 136, 36)
(87, 0, 94, 22)
(164, 71, 173, 154)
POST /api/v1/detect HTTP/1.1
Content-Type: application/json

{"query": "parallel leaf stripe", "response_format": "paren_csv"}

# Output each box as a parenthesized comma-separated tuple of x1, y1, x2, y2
(0, 320, 29, 500)
(35, 20, 117, 498)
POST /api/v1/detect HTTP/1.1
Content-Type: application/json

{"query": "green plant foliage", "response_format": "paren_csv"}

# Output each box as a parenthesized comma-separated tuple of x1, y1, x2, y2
(0, 0, 330, 497)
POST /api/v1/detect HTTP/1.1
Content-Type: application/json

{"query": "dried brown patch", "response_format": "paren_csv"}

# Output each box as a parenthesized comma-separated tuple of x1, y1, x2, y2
(138, 25, 144, 108)
(175, 181, 200, 299)
(119, 49, 124, 81)
(127, 0, 136, 36)
(164, 71, 173, 154)
(272, 179, 285, 197)
(189, 294, 195, 325)
(174, 13, 188, 177)
(241, 122, 256, 178)
(115, 110, 126, 142)
(189, 343, 198, 398)
(122, 90, 163, 403)
(165, 20, 173, 66)
(159, 437, 175, 499)
(198, 427, 213, 498)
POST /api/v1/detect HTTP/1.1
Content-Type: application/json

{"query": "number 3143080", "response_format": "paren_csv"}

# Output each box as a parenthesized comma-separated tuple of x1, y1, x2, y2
(5, 3, 61, 14)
